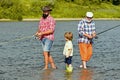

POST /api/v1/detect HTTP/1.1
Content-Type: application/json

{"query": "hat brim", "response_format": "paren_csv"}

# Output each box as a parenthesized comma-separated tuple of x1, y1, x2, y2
(42, 8, 52, 12)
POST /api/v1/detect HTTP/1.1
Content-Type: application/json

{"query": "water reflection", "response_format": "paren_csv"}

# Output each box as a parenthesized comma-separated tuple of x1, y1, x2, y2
(64, 72, 73, 80)
(40, 69, 54, 80)
(78, 69, 93, 80)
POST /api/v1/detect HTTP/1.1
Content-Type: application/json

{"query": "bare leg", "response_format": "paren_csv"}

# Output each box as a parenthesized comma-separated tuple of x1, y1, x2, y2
(48, 53, 56, 69)
(82, 60, 87, 69)
(43, 51, 49, 69)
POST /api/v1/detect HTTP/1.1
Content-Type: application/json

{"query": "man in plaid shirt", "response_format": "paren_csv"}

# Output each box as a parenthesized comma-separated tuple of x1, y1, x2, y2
(78, 12, 96, 69)
(35, 6, 57, 70)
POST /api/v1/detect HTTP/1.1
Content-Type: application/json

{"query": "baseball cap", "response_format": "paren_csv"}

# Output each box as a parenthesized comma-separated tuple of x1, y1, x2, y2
(86, 12, 93, 17)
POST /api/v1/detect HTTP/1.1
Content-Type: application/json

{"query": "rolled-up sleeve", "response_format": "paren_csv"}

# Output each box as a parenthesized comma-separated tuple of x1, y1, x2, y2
(92, 23, 96, 33)
(78, 21, 84, 36)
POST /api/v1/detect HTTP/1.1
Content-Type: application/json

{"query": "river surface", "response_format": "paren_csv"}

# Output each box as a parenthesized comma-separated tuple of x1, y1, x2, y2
(0, 20, 120, 80)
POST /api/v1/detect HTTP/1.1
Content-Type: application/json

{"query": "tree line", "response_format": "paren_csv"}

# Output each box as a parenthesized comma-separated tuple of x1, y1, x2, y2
(65, 0, 120, 5)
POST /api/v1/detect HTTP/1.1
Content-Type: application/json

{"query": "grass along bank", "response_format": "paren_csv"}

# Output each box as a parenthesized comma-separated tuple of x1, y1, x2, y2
(50, 2, 120, 18)
(0, 0, 120, 21)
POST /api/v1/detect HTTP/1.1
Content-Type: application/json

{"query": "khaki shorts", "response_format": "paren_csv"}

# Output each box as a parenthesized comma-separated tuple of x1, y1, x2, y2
(78, 42, 93, 61)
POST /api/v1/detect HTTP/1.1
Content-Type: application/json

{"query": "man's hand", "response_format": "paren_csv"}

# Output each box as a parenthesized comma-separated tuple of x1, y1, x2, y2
(92, 32, 96, 38)
(35, 32, 42, 37)
(84, 34, 93, 39)
(34, 32, 38, 37)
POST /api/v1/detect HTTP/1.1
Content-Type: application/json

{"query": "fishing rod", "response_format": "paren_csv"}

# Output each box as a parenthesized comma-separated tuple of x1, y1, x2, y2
(95, 24, 120, 39)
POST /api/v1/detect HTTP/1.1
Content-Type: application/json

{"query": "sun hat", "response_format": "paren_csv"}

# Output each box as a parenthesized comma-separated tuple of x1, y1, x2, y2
(86, 12, 93, 17)
(42, 6, 52, 12)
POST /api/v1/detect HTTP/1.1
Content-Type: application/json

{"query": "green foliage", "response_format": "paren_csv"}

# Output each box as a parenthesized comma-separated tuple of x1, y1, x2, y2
(0, 0, 120, 21)
(0, 0, 23, 21)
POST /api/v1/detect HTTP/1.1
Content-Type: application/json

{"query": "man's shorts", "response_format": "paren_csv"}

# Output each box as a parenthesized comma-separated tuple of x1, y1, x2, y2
(41, 38, 53, 52)
(65, 56, 72, 65)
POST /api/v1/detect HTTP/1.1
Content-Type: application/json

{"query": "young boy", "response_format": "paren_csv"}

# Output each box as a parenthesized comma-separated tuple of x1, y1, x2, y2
(63, 32, 73, 72)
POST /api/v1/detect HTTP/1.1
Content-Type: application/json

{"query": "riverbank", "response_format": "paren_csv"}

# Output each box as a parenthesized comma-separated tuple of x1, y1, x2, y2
(0, 18, 120, 22)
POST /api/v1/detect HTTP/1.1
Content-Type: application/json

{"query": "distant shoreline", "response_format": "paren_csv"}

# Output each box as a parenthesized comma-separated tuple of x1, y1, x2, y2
(0, 18, 120, 22)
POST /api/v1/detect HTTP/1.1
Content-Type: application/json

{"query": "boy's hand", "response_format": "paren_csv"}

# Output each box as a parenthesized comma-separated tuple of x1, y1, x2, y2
(66, 55, 69, 58)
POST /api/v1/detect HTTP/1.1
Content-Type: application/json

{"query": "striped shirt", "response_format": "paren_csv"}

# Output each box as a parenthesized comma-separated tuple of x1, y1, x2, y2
(38, 15, 56, 41)
(78, 18, 96, 44)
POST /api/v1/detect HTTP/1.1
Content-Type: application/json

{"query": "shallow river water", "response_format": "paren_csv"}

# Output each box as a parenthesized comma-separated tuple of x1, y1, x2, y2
(0, 20, 120, 80)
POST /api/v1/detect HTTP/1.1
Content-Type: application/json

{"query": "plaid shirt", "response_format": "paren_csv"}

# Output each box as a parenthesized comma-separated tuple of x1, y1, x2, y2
(78, 18, 96, 44)
(38, 15, 56, 41)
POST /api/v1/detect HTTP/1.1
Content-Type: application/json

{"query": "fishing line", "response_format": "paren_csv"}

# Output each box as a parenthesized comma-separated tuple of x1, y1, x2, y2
(95, 24, 120, 39)
(0, 35, 35, 45)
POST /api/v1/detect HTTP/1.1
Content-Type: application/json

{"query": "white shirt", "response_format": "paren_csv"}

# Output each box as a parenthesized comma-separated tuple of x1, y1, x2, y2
(63, 41, 73, 56)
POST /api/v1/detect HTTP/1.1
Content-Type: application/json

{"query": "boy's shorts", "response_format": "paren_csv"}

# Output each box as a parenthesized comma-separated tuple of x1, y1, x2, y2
(41, 38, 53, 52)
(65, 56, 72, 65)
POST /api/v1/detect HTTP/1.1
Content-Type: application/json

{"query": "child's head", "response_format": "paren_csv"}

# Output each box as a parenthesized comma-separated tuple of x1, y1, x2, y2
(64, 32, 73, 41)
